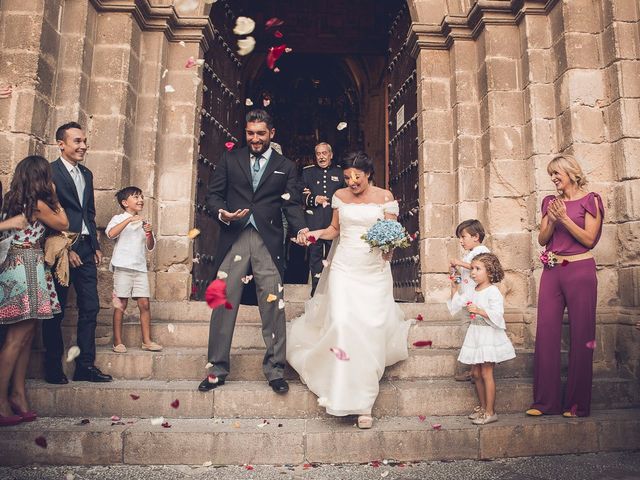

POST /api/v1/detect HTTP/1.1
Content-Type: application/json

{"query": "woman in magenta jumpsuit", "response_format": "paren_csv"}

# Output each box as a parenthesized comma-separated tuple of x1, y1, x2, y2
(527, 155, 604, 418)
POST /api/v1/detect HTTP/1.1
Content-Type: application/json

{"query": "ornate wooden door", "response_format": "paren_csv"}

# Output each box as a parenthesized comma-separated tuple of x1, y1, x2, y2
(192, 0, 244, 300)
(386, 2, 422, 302)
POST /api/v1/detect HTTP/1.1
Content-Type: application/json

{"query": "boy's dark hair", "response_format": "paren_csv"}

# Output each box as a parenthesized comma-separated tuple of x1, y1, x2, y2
(455, 219, 485, 242)
(55, 122, 83, 142)
(116, 186, 142, 210)
(472, 253, 505, 283)
(246, 109, 273, 129)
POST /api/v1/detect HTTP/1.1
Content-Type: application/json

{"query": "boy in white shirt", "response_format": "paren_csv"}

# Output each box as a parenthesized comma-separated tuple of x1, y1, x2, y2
(106, 186, 162, 353)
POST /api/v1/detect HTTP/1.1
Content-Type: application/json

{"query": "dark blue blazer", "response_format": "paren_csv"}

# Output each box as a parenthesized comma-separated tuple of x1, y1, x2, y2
(50, 158, 100, 252)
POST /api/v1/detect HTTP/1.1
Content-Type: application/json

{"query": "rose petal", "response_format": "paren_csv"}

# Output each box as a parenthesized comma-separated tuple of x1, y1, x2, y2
(245, 465, 254, 471)
(267, 293, 277, 303)
(217, 271, 228, 279)
(150, 417, 164, 426)
(278, 299, 285, 310)
(307, 235, 317, 244)
(278, 283, 284, 292)
(187, 228, 200, 239)
(233, 16, 256, 36)
(35, 436, 47, 448)
(167, 323, 176, 333)
(225, 141, 235, 151)
(245, 98, 253, 106)
(265, 17, 284, 29)
(241, 275, 253, 284)
(237, 36, 256, 56)
(164, 85, 175, 93)
(208, 374, 219, 384)
(203, 0, 217, 4)
(263, 98, 271, 107)
(281, 193, 291, 200)
(205, 362, 214, 369)
(161, 421, 172, 428)
(416, 314, 424, 321)
(337, 122, 348, 131)
(171, 399, 180, 409)
(205, 279, 228, 309)
(266, 44, 287, 70)
(322, 259, 329, 267)
(330, 347, 350, 361)
(432, 423, 442, 430)
(586, 340, 597, 350)
(111, 415, 121, 422)
(412, 340, 433, 348)
(66, 345, 81, 363)
(185, 56, 196, 68)
(273, 67, 281, 73)
(305, 210, 313, 215)
(195, 59, 204, 66)
(202, 461, 213, 467)
(179, 41, 186, 47)
(274, 30, 283, 38)
(418, 415, 426, 422)
(233, 255, 242, 262)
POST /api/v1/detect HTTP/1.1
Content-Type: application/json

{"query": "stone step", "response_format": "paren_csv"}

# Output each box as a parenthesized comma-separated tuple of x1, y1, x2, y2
(28, 346, 581, 382)
(1, 409, 638, 465)
(25, 377, 640, 419)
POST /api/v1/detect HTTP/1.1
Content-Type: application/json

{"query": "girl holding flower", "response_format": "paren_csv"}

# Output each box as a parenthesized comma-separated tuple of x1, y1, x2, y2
(527, 155, 604, 418)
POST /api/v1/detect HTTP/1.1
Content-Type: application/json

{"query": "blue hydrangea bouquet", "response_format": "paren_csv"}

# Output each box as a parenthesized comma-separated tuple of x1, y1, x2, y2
(361, 219, 411, 254)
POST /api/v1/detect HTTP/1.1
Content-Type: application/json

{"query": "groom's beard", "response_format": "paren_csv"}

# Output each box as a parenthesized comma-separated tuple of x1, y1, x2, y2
(249, 140, 271, 156)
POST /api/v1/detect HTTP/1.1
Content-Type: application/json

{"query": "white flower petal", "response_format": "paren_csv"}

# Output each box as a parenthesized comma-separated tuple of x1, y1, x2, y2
(281, 193, 291, 200)
(217, 271, 228, 280)
(167, 323, 176, 333)
(245, 98, 253, 106)
(278, 299, 285, 310)
(164, 85, 175, 93)
(66, 346, 81, 363)
(233, 255, 242, 262)
(150, 416, 164, 426)
(237, 37, 255, 56)
(233, 16, 256, 36)
(336, 122, 348, 131)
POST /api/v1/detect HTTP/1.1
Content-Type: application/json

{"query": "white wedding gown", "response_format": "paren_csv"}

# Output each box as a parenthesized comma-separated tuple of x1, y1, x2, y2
(287, 196, 413, 416)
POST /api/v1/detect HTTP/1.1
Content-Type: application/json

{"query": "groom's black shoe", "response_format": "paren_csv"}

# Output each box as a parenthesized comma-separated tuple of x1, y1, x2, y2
(198, 377, 225, 392)
(269, 378, 289, 394)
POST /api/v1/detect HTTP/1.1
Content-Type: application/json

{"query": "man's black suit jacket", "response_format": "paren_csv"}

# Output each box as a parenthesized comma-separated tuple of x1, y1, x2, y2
(50, 158, 100, 252)
(206, 146, 306, 280)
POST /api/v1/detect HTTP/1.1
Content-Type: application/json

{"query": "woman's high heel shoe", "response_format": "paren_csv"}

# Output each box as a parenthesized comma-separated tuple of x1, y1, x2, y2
(357, 415, 373, 429)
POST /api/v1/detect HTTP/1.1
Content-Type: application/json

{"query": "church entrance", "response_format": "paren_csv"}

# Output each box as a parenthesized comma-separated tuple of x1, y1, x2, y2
(192, 0, 422, 301)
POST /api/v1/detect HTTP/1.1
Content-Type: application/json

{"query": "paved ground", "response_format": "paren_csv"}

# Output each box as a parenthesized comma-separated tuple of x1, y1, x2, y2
(1, 452, 640, 480)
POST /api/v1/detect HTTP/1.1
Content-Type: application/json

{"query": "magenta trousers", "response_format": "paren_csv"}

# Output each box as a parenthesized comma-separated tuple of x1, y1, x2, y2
(531, 258, 597, 416)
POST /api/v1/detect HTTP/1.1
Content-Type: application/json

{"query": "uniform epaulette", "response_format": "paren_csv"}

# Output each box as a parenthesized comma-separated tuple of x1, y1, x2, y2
(303, 164, 315, 169)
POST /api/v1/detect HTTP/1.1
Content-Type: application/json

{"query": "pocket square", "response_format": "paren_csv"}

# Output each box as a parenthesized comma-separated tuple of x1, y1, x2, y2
(274, 170, 286, 175)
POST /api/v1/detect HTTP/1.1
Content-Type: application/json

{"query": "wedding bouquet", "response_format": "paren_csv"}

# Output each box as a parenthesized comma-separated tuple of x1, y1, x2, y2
(361, 219, 411, 254)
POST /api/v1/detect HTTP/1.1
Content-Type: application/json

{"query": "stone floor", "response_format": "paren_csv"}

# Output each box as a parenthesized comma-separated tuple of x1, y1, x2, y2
(1, 452, 639, 479)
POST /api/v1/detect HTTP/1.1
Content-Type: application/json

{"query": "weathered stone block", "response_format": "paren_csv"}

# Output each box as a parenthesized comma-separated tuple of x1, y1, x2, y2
(569, 105, 606, 143)
(614, 179, 640, 222)
(564, 32, 602, 69)
(490, 233, 532, 270)
(526, 49, 555, 83)
(560, 69, 606, 109)
(486, 57, 520, 91)
(155, 237, 191, 270)
(157, 168, 195, 202)
(484, 25, 520, 58)
(590, 224, 617, 266)
(95, 12, 134, 45)
(502, 271, 531, 308)
(158, 201, 193, 236)
(454, 103, 481, 135)
(617, 221, 640, 266)
(489, 126, 524, 160)
(526, 83, 556, 120)
(455, 135, 481, 168)
(421, 109, 454, 142)
(487, 197, 529, 232)
(488, 91, 525, 126)
(423, 203, 455, 237)
(562, 0, 604, 33)
(618, 266, 640, 306)
(522, 13, 552, 49)
(421, 78, 451, 110)
(419, 48, 451, 78)
(154, 272, 191, 301)
(568, 143, 615, 183)
(458, 167, 483, 202)
(453, 70, 479, 103)
(422, 141, 454, 172)
(597, 268, 619, 307)
(94, 189, 121, 229)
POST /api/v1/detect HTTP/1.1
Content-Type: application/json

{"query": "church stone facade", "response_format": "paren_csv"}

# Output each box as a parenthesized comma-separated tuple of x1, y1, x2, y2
(0, 0, 638, 377)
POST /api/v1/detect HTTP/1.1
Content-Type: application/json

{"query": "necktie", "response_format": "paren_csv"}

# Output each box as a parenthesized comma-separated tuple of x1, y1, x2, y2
(252, 156, 261, 175)
(71, 166, 84, 206)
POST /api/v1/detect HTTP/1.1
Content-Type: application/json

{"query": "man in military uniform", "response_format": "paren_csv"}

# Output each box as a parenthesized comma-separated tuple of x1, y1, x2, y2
(301, 142, 344, 296)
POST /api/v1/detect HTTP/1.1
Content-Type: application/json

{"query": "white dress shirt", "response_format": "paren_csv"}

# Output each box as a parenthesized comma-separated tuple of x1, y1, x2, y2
(60, 156, 90, 235)
(106, 211, 154, 272)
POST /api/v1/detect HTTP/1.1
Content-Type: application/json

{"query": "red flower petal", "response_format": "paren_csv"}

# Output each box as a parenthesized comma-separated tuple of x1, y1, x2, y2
(224, 301, 233, 310)
(329, 347, 350, 361)
(418, 415, 426, 422)
(171, 399, 180, 409)
(561, 259, 569, 266)
(307, 235, 317, 244)
(265, 17, 284, 28)
(161, 421, 172, 428)
(130, 394, 140, 400)
(416, 314, 424, 321)
(266, 44, 287, 70)
(35, 436, 47, 448)
(432, 423, 442, 430)
(224, 141, 235, 151)
(274, 30, 283, 38)
(370, 460, 380, 468)
(245, 465, 254, 471)
(412, 340, 432, 348)
(470, 313, 476, 319)
(207, 374, 219, 384)
(586, 340, 596, 350)
(303, 463, 312, 469)
(205, 279, 228, 309)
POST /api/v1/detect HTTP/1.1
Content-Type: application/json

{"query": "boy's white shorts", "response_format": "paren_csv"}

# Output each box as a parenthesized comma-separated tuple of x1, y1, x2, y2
(113, 267, 150, 298)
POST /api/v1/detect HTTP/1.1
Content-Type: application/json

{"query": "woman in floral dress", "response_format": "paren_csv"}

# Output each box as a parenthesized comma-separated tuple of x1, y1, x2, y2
(0, 156, 68, 426)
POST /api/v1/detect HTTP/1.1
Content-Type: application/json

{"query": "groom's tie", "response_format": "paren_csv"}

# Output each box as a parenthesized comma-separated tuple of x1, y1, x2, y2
(71, 166, 84, 206)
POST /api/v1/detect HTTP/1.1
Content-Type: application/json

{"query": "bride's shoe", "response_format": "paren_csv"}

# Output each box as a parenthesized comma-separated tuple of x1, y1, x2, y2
(357, 415, 373, 429)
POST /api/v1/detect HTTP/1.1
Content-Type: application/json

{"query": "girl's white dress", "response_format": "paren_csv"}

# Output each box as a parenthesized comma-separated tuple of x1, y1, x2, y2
(287, 196, 413, 416)
(447, 285, 516, 365)
(459, 245, 490, 297)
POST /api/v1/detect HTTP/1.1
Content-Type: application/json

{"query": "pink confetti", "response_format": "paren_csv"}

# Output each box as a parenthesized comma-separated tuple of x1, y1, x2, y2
(185, 56, 196, 68)
(330, 347, 350, 361)
(111, 415, 121, 422)
(416, 314, 424, 321)
(370, 461, 381, 468)
(265, 17, 284, 29)
(274, 30, 283, 38)
(432, 423, 442, 430)
(418, 415, 426, 422)
(207, 374, 219, 384)
(586, 340, 596, 349)
(224, 142, 235, 151)
(412, 340, 432, 348)
(224, 301, 233, 310)
(171, 399, 180, 409)
(130, 394, 140, 400)
(35, 436, 47, 448)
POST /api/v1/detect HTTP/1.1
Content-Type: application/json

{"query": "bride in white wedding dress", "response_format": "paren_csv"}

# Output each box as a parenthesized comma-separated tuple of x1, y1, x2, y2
(287, 152, 413, 429)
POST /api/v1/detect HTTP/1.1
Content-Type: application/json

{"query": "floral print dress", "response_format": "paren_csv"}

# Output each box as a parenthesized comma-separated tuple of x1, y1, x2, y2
(0, 221, 61, 324)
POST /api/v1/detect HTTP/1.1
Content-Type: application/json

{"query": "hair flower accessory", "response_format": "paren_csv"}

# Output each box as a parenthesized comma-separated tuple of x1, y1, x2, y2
(540, 249, 558, 268)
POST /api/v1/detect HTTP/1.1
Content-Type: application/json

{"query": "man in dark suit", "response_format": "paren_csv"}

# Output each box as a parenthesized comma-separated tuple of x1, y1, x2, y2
(42, 122, 112, 383)
(199, 109, 307, 394)
(302, 142, 344, 296)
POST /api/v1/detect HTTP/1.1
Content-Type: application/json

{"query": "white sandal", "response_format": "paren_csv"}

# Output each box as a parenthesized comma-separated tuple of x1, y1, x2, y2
(112, 344, 127, 353)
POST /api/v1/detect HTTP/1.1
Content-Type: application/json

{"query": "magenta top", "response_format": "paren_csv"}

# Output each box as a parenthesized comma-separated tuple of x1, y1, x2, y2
(541, 192, 604, 255)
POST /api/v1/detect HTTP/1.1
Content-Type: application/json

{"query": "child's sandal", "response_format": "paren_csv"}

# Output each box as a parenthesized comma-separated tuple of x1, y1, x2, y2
(141, 342, 163, 352)
(112, 344, 127, 353)
(468, 405, 484, 420)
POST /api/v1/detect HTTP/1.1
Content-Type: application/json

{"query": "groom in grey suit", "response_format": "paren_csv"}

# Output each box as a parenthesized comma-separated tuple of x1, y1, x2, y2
(199, 109, 308, 394)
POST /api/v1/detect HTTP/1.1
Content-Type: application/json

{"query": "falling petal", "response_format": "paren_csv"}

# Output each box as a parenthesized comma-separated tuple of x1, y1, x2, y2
(35, 436, 47, 448)
(273, 67, 281, 73)
(233, 255, 242, 262)
(281, 192, 291, 200)
(112, 292, 124, 310)
(217, 271, 228, 280)
(267, 293, 277, 303)
(203, 0, 217, 3)
(161, 69, 168, 79)
(192, 76, 201, 86)
(263, 98, 271, 107)
(179, 41, 186, 47)
(241, 275, 253, 284)
(336, 122, 348, 131)
(256, 420, 268, 428)
(307, 235, 317, 244)
(330, 347, 350, 361)
(224, 141, 235, 151)
(305, 210, 313, 215)
(371, 461, 381, 468)
(66, 345, 81, 363)
(205, 279, 228, 309)
(278, 283, 284, 292)
(278, 299, 285, 310)
(205, 362, 214, 369)
(237, 36, 256, 56)
(207, 374, 219, 384)
(285, 47, 293, 53)
(266, 44, 287, 69)
(185, 56, 196, 68)
(130, 394, 140, 400)
(233, 16, 256, 35)
(418, 415, 426, 422)
(195, 59, 205, 66)
(416, 314, 424, 321)
(586, 340, 596, 349)
(265, 17, 284, 29)
(171, 399, 180, 409)
(245, 98, 253, 106)
(412, 340, 433, 348)
(150, 417, 164, 426)
(274, 30, 283, 38)
(111, 415, 121, 422)
(167, 323, 176, 333)
(202, 461, 213, 467)
(164, 85, 175, 93)
(432, 423, 442, 430)
(322, 259, 329, 267)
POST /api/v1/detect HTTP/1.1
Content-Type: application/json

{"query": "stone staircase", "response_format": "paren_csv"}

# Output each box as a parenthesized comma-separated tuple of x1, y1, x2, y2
(2, 285, 639, 466)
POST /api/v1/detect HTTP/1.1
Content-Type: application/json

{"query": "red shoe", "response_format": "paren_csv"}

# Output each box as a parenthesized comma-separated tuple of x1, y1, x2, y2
(0, 413, 22, 426)
(10, 401, 37, 422)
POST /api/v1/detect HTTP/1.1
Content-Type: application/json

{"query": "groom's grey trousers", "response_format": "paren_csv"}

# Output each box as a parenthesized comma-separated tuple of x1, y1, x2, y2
(207, 226, 286, 382)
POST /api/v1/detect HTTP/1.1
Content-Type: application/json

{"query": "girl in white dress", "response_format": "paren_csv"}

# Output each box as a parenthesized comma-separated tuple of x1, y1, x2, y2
(287, 152, 413, 429)
(447, 253, 515, 425)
